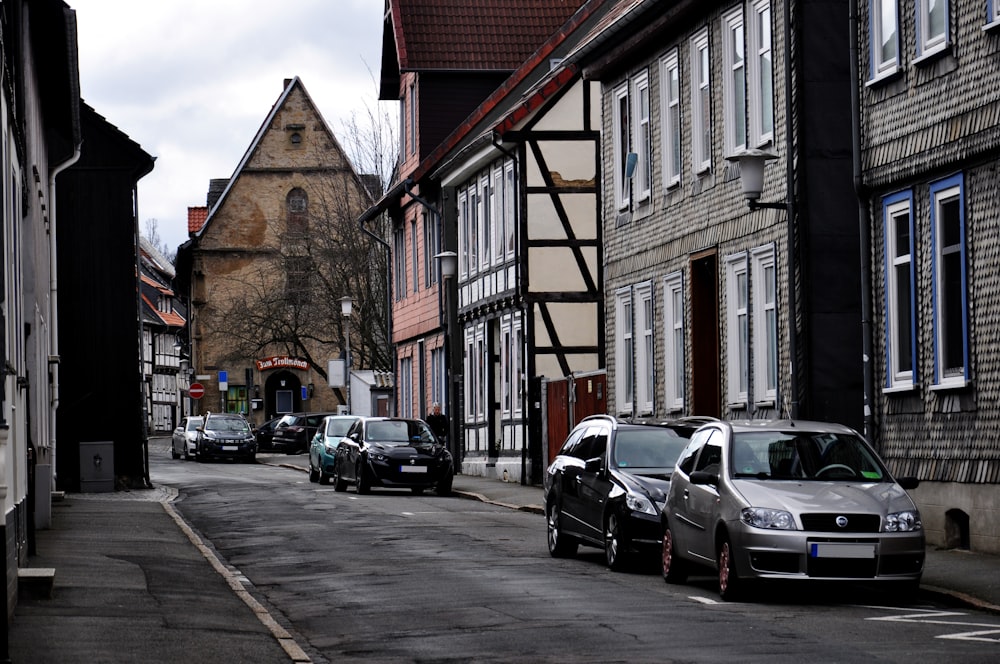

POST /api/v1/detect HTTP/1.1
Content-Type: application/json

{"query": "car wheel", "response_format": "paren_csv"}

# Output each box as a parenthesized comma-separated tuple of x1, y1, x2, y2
(356, 463, 371, 495)
(435, 470, 453, 497)
(318, 466, 331, 485)
(717, 534, 744, 601)
(332, 464, 347, 492)
(661, 523, 688, 584)
(171, 445, 181, 460)
(605, 511, 631, 572)
(183, 446, 191, 461)
(546, 501, 578, 558)
(411, 487, 425, 495)
(245, 453, 256, 464)
(308, 462, 319, 483)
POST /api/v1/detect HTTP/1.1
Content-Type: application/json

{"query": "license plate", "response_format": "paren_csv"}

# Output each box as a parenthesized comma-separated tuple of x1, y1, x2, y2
(809, 543, 875, 559)
(399, 466, 427, 473)
(222, 446, 238, 451)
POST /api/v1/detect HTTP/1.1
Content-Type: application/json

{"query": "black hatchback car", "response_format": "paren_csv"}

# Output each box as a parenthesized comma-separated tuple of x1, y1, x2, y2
(330, 417, 454, 496)
(543, 415, 695, 571)
(269, 412, 336, 454)
(194, 412, 257, 462)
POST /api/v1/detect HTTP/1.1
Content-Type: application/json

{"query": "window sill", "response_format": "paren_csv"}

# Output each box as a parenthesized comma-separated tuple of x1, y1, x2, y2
(913, 43, 951, 67)
(929, 378, 971, 392)
(728, 401, 748, 410)
(754, 399, 775, 409)
(983, 19, 1000, 34)
(866, 66, 903, 88)
(882, 383, 917, 395)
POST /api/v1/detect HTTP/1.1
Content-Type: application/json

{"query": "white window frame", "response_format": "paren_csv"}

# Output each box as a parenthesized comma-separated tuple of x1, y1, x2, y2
(431, 346, 446, 412)
(917, 0, 949, 58)
(690, 29, 712, 173)
(751, 245, 778, 404)
(870, 0, 900, 79)
(883, 192, 917, 390)
(747, 0, 774, 147)
(469, 183, 479, 275)
(513, 318, 523, 418)
(393, 226, 407, 299)
(989, 0, 1000, 28)
(725, 253, 749, 406)
(408, 81, 416, 156)
(475, 323, 487, 420)
(930, 175, 968, 388)
(659, 50, 682, 189)
(399, 356, 413, 418)
(501, 319, 512, 418)
(464, 326, 476, 421)
(504, 161, 517, 260)
(613, 83, 631, 210)
(480, 172, 491, 271)
(722, 8, 747, 157)
(663, 272, 685, 412)
(615, 287, 634, 414)
(411, 219, 419, 293)
(635, 281, 654, 414)
(632, 70, 652, 203)
(458, 189, 469, 279)
(423, 211, 440, 288)
(492, 163, 505, 265)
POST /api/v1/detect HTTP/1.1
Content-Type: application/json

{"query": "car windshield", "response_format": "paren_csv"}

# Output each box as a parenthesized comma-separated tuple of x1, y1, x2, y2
(186, 418, 203, 431)
(613, 429, 688, 470)
(730, 431, 886, 481)
(325, 418, 354, 436)
(366, 420, 436, 445)
(205, 417, 250, 433)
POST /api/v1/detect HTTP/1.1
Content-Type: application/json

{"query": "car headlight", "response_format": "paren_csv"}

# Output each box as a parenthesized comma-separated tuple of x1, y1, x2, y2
(884, 510, 922, 532)
(625, 491, 657, 516)
(741, 507, 796, 530)
(324, 443, 338, 455)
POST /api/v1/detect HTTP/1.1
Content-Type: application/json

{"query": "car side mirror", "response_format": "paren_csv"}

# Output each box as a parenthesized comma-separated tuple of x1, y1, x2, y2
(897, 476, 919, 490)
(584, 457, 603, 473)
(690, 470, 719, 486)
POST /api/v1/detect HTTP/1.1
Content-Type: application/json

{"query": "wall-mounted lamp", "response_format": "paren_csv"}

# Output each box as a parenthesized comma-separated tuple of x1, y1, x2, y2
(434, 251, 457, 281)
(727, 149, 783, 210)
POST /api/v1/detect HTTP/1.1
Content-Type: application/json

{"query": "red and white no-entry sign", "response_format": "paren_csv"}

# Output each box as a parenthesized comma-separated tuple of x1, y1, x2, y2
(189, 383, 205, 399)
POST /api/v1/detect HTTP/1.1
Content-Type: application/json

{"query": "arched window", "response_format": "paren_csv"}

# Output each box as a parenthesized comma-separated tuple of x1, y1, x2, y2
(287, 188, 308, 234)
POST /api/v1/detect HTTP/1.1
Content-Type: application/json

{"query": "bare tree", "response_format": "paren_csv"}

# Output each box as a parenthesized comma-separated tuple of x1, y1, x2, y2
(143, 218, 176, 263)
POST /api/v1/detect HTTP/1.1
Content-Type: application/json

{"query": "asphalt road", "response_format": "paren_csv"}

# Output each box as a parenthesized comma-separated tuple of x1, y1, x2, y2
(154, 451, 1000, 663)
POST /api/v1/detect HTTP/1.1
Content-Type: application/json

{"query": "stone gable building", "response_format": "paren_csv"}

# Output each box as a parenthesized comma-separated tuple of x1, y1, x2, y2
(175, 78, 377, 426)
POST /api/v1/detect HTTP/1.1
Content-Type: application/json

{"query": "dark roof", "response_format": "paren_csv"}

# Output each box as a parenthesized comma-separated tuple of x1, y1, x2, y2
(389, 0, 588, 70)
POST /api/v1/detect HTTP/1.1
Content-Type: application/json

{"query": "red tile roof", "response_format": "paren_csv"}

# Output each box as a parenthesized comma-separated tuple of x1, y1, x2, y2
(188, 206, 208, 235)
(390, 0, 588, 70)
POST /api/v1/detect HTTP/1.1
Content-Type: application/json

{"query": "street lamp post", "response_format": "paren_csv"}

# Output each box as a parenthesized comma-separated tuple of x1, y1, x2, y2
(340, 295, 353, 414)
(434, 251, 459, 468)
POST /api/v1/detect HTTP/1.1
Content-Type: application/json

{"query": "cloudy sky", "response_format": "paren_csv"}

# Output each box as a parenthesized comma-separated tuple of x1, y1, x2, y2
(72, 0, 388, 254)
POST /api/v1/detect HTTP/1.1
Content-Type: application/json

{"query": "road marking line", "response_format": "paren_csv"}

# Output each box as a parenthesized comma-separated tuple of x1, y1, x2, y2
(690, 596, 718, 604)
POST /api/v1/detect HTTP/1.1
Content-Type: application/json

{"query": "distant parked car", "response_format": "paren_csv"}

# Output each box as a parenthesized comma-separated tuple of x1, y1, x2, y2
(194, 412, 257, 462)
(269, 412, 336, 454)
(660, 419, 925, 600)
(543, 414, 693, 571)
(254, 416, 282, 451)
(330, 417, 454, 496)
(308, 415, 360, 484)
(171, 416, 203, 460)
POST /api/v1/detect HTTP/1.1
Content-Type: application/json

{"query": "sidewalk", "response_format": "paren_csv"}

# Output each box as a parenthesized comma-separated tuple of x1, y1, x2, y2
(7, 454, 1000, 664)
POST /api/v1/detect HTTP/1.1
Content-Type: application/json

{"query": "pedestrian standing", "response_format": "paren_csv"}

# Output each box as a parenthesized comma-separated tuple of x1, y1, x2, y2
(425, 402, 449, 442)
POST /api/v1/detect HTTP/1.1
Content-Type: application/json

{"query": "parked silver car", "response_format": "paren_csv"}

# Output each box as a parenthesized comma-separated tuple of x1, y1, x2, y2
(171, 416, 203, 460)
(661, 419, 925, 600)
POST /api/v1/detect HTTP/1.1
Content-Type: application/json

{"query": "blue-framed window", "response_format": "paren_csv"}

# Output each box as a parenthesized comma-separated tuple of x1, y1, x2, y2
(882, 191, 917, 389)
(929, 174, 969, 387)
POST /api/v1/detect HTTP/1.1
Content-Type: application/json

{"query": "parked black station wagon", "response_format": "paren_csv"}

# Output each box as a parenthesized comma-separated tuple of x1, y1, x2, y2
(543, 415, 695, 571)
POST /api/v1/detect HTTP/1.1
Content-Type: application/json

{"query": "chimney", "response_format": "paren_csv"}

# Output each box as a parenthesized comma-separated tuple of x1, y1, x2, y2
(207, 178, 229, 209)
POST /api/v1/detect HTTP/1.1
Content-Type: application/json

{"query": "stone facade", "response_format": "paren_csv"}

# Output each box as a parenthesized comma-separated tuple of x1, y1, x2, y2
(182, 79, 373, 427)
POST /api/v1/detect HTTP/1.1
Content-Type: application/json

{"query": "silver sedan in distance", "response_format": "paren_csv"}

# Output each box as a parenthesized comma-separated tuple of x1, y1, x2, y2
(660, 419, 925, 601)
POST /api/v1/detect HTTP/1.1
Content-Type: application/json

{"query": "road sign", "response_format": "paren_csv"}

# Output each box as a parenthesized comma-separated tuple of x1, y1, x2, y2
(189, 383, 205, 399)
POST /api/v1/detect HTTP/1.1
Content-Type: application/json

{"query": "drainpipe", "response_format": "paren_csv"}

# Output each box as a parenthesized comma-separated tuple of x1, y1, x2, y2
(849, 0, 875, 440)
(46, 143, 83, 494)
(784, 0, 799, 419)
